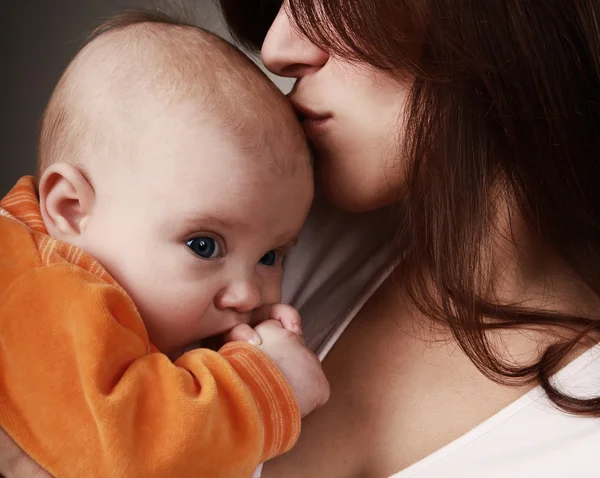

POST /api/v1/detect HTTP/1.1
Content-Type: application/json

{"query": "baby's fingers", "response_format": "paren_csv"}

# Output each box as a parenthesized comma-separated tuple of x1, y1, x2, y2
(252, 304, 302, 336)
(224, 323, 262, 346)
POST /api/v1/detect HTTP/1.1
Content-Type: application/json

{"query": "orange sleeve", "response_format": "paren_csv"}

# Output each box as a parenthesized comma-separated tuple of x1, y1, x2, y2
(0, 264, 300, 478)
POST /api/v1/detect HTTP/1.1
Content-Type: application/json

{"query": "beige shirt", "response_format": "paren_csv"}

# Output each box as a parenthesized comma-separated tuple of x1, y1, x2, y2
(282, 192, 395, 357)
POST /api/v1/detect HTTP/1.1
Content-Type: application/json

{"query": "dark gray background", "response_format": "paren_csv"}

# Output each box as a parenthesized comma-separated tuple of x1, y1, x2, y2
(0, 0, 291, 195)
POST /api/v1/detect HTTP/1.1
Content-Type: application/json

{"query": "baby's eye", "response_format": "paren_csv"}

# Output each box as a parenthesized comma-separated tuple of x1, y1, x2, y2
(186, 237, 222, 259)
(259, 250, 278, 266)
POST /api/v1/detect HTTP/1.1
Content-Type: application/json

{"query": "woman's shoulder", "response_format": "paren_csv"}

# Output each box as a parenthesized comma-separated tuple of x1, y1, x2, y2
(282, 193, 394, 353)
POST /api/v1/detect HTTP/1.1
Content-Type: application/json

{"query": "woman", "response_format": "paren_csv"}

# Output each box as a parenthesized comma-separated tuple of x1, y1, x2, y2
(2, 0, 600, 476)
(224, 0, 600, 476)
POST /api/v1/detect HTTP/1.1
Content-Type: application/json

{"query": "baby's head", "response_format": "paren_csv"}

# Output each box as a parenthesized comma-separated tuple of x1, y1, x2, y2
(37, 10, 313, 356)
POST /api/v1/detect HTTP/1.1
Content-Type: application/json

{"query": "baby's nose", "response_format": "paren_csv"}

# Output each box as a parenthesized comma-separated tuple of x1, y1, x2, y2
(215, 278, 262, 315)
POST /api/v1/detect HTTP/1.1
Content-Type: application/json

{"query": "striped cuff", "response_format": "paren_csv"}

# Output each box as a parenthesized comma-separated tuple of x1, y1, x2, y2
(220, 342, 301, 462)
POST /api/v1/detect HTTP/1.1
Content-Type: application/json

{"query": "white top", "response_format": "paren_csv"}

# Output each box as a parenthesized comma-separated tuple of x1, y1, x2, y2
(256, 194, 600, 477)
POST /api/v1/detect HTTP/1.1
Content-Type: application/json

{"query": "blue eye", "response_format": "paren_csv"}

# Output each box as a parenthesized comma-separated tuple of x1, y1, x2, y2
(259, 250, 278, 266)
(186, 237, 222, 259)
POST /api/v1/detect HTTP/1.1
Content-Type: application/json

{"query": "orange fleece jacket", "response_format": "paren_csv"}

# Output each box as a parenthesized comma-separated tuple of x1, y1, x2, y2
(0, 177, 300, 478)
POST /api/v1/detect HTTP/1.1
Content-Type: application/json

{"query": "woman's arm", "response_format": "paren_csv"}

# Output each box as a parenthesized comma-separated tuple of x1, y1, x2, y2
(0, 427, 52, 478)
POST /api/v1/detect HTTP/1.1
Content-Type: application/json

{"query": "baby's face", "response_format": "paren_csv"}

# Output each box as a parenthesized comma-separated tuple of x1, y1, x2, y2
(80, 108, 313, 356)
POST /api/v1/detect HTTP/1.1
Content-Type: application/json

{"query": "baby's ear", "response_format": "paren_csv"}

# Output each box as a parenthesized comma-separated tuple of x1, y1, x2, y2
(38, 163, 95, 244)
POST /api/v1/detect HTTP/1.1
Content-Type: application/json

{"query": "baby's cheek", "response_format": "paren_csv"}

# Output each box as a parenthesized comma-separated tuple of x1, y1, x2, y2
(137, 283, 211, 351)
(261, 273, 284, 304)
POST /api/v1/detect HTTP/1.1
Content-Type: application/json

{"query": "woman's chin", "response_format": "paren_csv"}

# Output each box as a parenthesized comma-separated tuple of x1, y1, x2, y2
(316, 173, 398, 213)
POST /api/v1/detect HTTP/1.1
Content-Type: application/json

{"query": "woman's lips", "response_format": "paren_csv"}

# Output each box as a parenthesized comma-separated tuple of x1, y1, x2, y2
(289, 100, 332, 137)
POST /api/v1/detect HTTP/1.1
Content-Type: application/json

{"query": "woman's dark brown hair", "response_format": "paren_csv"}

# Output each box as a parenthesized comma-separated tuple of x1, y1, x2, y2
(220, 0, 600, 416)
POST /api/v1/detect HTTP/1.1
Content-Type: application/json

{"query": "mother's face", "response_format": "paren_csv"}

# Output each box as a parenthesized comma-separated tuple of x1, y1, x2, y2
(261, 6, 411, 212)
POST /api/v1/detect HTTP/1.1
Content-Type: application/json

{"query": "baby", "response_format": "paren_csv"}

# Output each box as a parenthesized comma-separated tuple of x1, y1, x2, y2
(0, 9, 328, 478)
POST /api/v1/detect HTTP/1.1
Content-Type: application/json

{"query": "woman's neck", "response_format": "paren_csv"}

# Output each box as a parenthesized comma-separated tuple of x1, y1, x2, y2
(486, 197, 600, 320)
(392, 193, 599, 371)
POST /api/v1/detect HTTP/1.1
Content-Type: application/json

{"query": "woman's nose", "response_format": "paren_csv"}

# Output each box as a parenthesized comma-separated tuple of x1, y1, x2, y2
(261, 4, 329, 78)
(215, 277, 262, 315)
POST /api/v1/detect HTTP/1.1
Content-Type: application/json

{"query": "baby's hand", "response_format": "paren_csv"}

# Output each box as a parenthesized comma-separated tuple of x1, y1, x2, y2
(252, 303, 303, 336)
(226, 303, 303, 345)
(225, 305, 330, 418)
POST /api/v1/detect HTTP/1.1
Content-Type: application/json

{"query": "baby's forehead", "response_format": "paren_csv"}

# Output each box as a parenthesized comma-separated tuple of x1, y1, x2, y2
(137, 135, 312, 241)
(160, 108, 310, 185)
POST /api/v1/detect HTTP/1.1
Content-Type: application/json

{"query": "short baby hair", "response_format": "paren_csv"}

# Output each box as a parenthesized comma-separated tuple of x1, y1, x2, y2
(37, 8, 307, 181)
